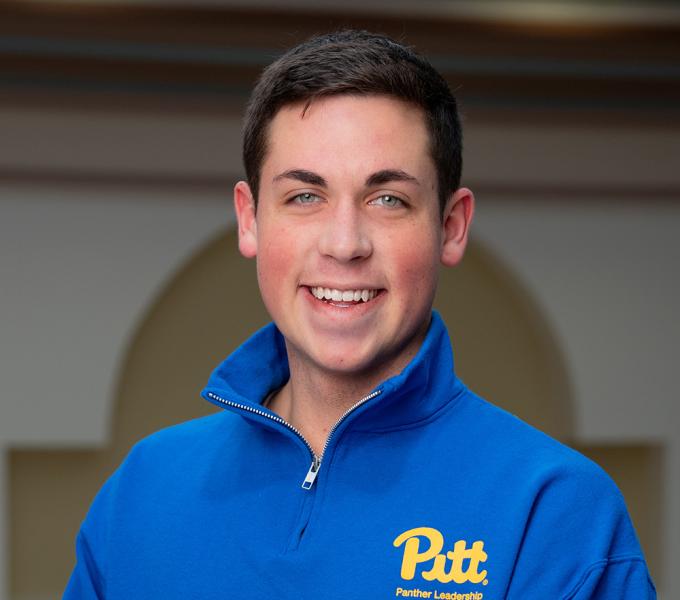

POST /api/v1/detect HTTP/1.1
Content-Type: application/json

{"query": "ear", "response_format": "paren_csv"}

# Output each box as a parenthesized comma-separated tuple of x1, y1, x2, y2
(440, 187, 475, 267)
(234, 180, 258, 258)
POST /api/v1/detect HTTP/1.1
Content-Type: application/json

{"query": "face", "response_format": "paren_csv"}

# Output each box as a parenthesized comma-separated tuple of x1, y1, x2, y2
(235, 95, 473, 385)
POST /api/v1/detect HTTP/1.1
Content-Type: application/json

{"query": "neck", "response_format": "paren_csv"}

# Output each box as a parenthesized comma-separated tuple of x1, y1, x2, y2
(268, 336, 424, 456)
(268, 362, 379, 456)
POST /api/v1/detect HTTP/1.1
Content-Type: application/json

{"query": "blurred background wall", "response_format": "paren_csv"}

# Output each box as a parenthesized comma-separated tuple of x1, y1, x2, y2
(1, 1, 678, 598)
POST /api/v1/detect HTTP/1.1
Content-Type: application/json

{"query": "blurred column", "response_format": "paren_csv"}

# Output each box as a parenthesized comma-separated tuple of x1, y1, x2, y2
(0, 443, 7, 600)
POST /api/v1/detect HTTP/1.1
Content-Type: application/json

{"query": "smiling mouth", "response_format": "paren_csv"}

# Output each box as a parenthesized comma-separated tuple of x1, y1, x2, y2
(309, 286, 381, 303)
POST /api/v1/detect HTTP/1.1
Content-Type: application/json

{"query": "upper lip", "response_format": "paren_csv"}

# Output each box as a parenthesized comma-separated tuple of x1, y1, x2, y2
(303, 283, 383, 290)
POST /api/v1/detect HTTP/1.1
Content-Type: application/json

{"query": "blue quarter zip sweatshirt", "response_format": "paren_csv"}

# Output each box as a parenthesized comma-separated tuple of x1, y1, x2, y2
(65, 312, 655, 599)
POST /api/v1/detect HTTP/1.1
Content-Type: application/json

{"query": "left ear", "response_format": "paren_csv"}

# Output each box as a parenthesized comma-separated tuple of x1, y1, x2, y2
(440, 187, 475, 267)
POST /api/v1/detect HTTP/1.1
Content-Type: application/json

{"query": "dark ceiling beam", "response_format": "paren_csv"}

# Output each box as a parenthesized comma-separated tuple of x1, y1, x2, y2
(1, 34, 679, 81)
(0, 2, 678, 119)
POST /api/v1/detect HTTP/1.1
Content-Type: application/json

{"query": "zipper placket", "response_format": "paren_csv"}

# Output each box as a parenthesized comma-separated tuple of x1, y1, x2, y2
(302, 388, 382, 489)
(206, 388, 382, 490)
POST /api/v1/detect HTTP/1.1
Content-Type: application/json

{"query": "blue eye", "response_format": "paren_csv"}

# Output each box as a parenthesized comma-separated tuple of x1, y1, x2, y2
(371, 194, 405, 208)
(291, 192, 321, 204)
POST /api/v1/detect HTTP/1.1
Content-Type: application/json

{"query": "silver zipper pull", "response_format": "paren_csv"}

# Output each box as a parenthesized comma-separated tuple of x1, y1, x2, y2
(301, 457, 321, 490)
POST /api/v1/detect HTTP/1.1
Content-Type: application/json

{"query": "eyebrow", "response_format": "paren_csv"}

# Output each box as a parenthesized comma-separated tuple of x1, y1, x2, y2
(272, 168, 420, 188)
(365, 169, 419, 187)
(273, 169, 327, 187)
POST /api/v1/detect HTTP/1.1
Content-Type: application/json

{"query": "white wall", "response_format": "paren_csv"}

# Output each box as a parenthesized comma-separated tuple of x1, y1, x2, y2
(1, 184, 232, 446)
(476, 199, 680, 441)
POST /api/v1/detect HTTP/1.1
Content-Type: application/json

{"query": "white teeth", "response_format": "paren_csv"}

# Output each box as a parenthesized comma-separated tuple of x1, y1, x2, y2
(310, 287, 378, 303)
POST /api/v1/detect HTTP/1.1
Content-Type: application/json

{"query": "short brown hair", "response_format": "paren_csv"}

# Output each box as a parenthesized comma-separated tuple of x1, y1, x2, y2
(243, 30, 463, 214)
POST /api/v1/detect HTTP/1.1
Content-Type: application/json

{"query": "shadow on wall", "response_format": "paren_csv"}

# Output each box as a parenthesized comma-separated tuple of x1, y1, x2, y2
(9, 230, 663, 599)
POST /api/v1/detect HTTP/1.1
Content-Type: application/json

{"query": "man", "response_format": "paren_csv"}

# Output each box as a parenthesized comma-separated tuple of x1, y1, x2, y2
(65, 30, 655, 599)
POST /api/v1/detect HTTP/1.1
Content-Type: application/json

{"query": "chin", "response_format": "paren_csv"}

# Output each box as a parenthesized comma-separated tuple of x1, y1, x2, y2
(315, 353, 375, 377)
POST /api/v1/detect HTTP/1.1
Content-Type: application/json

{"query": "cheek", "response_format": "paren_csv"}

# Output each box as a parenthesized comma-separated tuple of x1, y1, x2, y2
(384, 230, 441, 325)
(255, 226, 299, 300)
(388, 229, 440, 289)
(400, 257, 439, 306)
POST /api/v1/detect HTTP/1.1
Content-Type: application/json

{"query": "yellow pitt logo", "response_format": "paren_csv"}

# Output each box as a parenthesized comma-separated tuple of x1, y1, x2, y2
(393, 527, 488, 585)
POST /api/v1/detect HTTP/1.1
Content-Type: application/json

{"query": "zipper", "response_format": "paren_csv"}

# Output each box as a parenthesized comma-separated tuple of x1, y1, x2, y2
(307, 388, 382, 488)
(301, 455, 321, 490)
(206, 388, 382, 490)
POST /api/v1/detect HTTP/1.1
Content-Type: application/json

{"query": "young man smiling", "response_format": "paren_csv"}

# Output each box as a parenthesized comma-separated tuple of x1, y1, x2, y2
(65, 31, 655, 599)
(233, 93, 472, 459)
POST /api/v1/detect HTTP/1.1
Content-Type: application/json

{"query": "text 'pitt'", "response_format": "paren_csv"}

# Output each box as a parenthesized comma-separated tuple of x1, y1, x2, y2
(393, 527, 488, 585)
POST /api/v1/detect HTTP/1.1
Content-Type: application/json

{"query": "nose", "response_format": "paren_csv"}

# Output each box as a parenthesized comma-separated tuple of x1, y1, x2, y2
(317, 200, 372, 263)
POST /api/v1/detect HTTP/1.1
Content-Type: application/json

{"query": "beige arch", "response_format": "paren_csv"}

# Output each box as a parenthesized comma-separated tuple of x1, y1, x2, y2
(10, 230, 660, 599)
(434, 238, 574, 440)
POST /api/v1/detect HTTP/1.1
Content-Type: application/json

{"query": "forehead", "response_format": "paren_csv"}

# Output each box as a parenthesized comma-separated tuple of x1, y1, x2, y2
(262, 95, 435, 184)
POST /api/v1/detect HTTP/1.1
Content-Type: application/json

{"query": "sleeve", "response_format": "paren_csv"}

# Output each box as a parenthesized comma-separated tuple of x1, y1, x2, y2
(61, 429, 177, 599)
(63, 530, 105, 599)
(62, 430, 170, 599)
(62, 452, 126, 600)
(504, 452, 656, 599)
(566, 556, 656, 600)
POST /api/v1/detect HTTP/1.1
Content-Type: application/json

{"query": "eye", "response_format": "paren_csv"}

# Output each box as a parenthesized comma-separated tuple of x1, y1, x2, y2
(290, 192, 321, 204)
(370, 194, 405, 209)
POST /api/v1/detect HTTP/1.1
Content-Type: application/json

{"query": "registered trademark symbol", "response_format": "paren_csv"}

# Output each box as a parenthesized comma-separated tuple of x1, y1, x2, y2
(483, 579, 489, 585)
